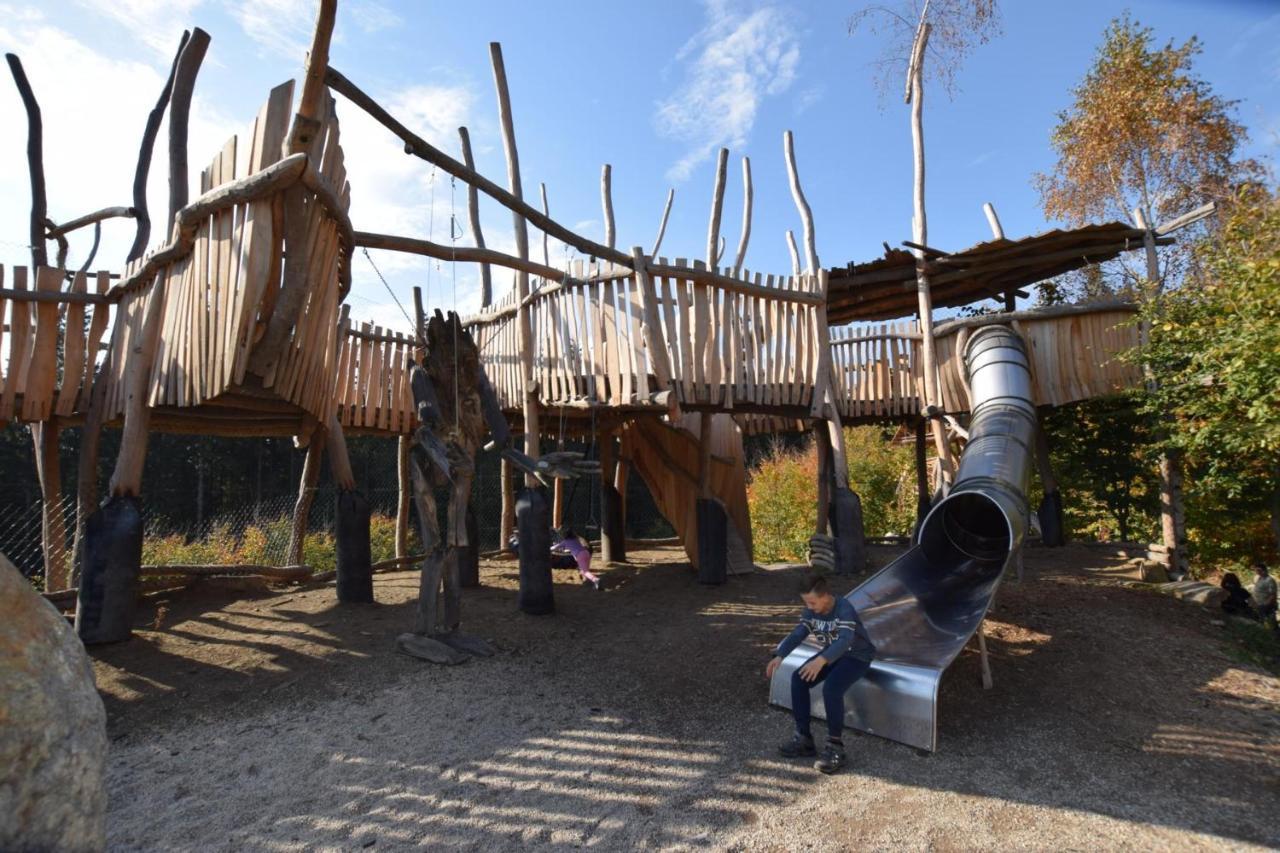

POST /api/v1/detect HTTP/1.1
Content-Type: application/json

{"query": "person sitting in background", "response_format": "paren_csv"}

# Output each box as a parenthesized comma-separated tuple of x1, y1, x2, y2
(1220, 572, 1257, 619)
(1251, 563, 1277, 628)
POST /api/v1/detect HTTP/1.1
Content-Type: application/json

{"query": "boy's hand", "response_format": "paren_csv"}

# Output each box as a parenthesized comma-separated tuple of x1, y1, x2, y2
(798, 657, 828, 682)
(765, 656, 782, 679)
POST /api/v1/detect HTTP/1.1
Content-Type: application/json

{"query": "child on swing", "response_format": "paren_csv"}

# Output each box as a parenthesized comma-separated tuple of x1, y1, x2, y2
(766, 572, 875, 774)
(552, 527, 601, 590)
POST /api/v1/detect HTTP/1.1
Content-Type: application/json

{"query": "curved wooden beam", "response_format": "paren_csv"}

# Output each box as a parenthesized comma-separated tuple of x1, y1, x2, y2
(167, 28, 211, 223)
(601, 164, 615, 250)
(326, 66, 631, 268)
(5, 53, 48, 269)
(650, 187, 674, 256)
(783, 131, 818, 274)
(129, 30, 188, 262)
(46, 206, 136, 239)
(353, 230, 582, 288)
(458, 125, 492, 307)
(786, 229, 801, 276)
(706, 147, 728, 266)
(732, 156, 752, 276)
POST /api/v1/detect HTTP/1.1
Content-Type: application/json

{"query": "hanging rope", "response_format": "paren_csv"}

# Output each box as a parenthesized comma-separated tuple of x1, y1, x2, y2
(361, 248, 416, 334)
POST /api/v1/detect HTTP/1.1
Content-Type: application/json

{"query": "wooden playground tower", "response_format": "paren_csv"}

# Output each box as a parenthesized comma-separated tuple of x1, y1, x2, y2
(2, 1, 1162, 645)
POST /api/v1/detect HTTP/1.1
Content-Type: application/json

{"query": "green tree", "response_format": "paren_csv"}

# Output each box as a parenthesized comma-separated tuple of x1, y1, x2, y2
(1140, 189, 1280, 557)
(1043, 395, 1159, 542)
(1035, 13, 1263, 296)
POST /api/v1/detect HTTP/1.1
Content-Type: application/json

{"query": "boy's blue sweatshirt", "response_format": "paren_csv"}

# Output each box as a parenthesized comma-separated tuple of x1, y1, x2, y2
(773, 597, 875, 663)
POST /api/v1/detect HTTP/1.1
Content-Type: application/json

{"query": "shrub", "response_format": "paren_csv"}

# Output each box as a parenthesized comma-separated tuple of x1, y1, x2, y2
(748, 426, 919, 562)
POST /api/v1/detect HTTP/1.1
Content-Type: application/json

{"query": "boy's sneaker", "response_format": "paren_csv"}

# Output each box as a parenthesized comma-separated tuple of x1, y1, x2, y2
(815, 743, 847, 774)
(778, 734, 816, 758)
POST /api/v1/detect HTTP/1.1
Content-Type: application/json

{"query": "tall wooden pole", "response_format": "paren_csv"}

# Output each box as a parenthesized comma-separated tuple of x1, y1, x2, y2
(906, 19, 954, 481)
(490, 43, 540, 486)
(166, 29, 211, 223)
(459, 126, 492, 308)
(288, 430, 325, 566)
(601, 164, 616, 250)
(732, 156, 752, 277)
(650, 188, 674, 256)
(395, 435, 412, 558)
(5, 53, 48, 270)
(982, 201, 1016, 312)
(1134, 206, 1187, 574)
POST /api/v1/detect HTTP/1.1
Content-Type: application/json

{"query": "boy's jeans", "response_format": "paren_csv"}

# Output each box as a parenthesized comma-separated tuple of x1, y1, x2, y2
(791, 654, 872, 740)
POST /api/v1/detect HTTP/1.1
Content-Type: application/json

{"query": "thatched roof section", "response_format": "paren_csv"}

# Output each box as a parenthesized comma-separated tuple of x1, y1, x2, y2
(827, 222, 1168, 324)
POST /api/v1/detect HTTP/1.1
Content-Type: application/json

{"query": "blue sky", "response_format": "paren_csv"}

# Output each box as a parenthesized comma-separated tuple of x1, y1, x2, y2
(1, 0, 1276, 329)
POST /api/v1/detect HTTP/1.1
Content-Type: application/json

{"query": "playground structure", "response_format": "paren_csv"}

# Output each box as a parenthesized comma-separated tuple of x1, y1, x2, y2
(1, 1, 1194, 747)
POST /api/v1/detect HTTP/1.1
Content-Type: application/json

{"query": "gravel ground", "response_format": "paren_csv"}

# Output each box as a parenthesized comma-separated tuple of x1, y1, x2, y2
(92, 544, 1280, 851)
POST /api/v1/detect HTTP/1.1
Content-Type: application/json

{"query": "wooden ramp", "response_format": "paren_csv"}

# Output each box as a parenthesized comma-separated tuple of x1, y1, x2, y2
(621, 413, 753, 575)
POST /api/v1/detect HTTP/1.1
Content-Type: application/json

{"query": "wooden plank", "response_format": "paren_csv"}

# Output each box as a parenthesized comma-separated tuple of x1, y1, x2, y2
(1, 267, 31, 419)
(672, 260, 694, 402)
(56, 272, 88, 416)
(21, 267, 62, 421)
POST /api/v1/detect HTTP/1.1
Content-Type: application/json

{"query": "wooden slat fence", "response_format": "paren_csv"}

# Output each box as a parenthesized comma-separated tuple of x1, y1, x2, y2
(0, 266, 113, 424)
(464, 261, 825, 413)
(829, 321, 922, 420)
(333, 322, 417, 433)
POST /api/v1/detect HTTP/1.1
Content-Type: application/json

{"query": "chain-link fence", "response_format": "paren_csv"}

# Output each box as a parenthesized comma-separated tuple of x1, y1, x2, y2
(3, 443, 677, 587)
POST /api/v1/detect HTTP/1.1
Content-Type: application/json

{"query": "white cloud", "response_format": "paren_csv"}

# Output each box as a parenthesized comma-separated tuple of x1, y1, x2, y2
(230, 0, 315, 58)
(72, 0, 203, 58)
(348, 0, 401, 34)
(654, 0, 801, 182)
(0, 13, 238, 273)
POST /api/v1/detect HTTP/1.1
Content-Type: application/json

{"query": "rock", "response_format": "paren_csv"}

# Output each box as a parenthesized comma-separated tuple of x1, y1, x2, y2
(1137, 559, 1169, 584)
(395, 632, 468, 665)
(0, 553, 107, 851)
(1159, 579, 1226, 609)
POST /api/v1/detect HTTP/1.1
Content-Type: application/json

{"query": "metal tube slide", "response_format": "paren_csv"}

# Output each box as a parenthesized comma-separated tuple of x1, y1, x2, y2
(770, 325, 1035, 751)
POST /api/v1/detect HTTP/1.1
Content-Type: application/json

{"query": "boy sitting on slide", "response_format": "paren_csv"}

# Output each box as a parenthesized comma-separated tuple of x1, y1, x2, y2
(766, 573, 875, 774)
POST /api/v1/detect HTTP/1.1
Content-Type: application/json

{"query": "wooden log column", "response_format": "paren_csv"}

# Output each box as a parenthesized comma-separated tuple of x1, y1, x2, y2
(33, 419, 67, 590)
(395, 434, 412, 558)
(599, 432, 626, 564)
(491, 42, 551, 613)
(288, 431, 325, 566)
(905, 20, 955, 483)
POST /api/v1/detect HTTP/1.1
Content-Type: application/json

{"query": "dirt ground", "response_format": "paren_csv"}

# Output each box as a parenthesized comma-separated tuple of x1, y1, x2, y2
(91, 544, 1279, 851)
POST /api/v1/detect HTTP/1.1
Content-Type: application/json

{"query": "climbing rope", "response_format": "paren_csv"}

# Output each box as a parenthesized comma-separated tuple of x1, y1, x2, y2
(361, 248, 416, 334)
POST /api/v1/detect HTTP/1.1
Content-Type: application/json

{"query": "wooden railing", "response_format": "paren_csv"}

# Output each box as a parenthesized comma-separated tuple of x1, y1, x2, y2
(466, 259, 825, 412)
(0, 266, 113, 424)
(333, 321, 417, 433)
(829, 321, 922, 420)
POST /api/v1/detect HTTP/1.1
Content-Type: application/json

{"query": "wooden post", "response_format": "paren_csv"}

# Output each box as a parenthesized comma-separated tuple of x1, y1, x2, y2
(128, 31, 188, 261)
(553, 478, 565, 530)
(977, 622, 993, 689)
(1134, 207, 1188, 574)
(108, 275, 171, 497)
(325, 413, 356, 492)
(500, 459, 516, 550)
(395, 434, 411, 558)
(982, 202, 1016, 312)
(285, 0, 336, 157)
(785, 230, 801, 276)
(732, 156, 752, 276)
(915, 417, 931, 527)
(6, 52, 48, 270)
(599, 433, 624, 564)
(540, 182, 551, 266)
(166, 28, 211, 224)
(490, 42, 540, 485)
(814, 423, 831, 537)
(288, 432, 325, 566)
(601, 164, 615, 250)
(33, 419, 67, 590)
(650, 188, 674, 256)
(459, 126, 493, 308)
(706, 148, 729, 267)
(905, 20, 955, 482)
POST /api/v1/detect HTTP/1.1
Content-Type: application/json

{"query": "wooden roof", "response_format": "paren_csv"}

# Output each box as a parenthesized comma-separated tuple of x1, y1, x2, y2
(827, 222, 1166, 324)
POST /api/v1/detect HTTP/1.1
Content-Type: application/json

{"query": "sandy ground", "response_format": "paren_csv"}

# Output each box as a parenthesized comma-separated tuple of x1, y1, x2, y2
(91, 544, 1280, 851)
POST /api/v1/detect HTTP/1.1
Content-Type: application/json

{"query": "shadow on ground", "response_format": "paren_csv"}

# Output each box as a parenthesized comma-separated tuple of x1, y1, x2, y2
(94, 545, 1280, 849)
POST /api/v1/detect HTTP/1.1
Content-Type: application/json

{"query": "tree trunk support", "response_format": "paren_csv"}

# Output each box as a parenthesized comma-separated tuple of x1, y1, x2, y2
(395, 434, 411, 558)
(33, 419, 67, 591)
(288, 432, 324, 566)
(599, 434, 626, 564)
(1034, 418, 1065, 547)
(695, 414, 727, 585)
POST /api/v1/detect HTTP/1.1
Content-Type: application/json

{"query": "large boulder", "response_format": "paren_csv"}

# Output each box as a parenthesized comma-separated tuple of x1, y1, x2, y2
(0, 553, 107, 852)
(1159, 579, 1226, 609)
